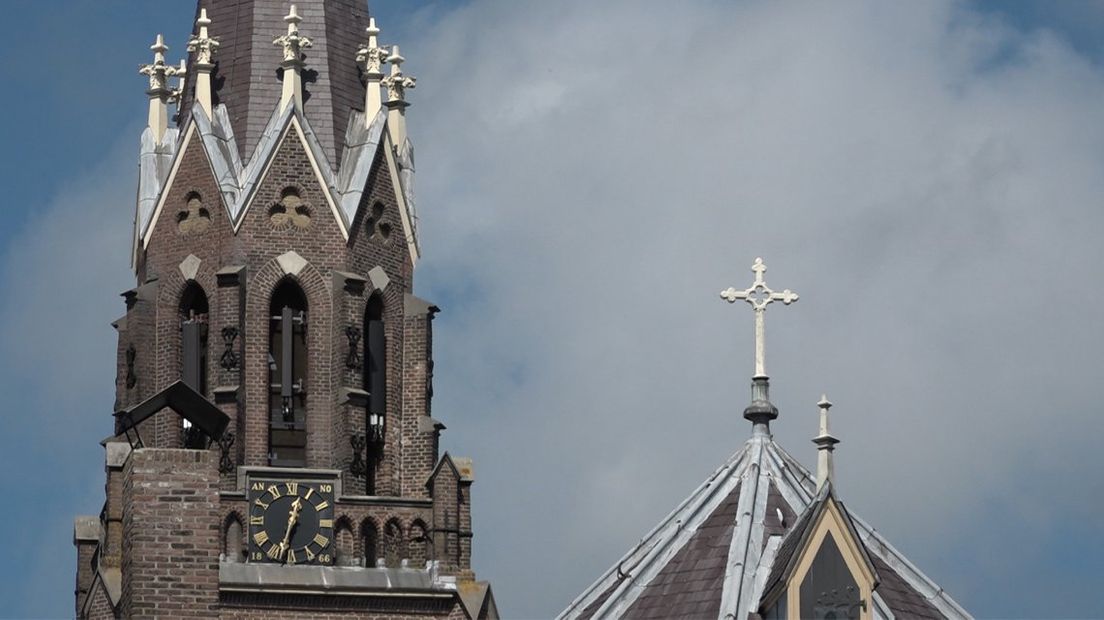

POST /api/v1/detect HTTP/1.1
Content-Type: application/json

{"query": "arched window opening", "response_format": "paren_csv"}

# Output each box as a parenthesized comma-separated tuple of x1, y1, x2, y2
(180, 282, 209, 448)
(408, 520, 429, 568)
(361, 519, 379, 568)
(223, 515, 244, 563)
(363, 294, 386, 492)
(269, 279, 308, 467)
(383, 519, 405, 568)
(336, 519, 357, 567)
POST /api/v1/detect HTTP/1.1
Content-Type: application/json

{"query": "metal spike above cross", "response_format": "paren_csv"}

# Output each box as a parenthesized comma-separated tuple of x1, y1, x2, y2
(720, 257, 799, 379)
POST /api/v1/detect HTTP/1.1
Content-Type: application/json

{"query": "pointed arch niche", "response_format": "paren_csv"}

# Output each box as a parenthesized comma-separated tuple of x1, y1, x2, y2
(268, 278, 309, 467)
(363, 293, 386, 493)
(179, 281, 209, 448)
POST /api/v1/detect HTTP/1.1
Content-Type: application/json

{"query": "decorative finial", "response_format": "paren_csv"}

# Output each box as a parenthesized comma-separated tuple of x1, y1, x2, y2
(187, 8, 220, 117)
(382, 45, 416, 104)
(813, 394, 840, 491)
(356, 17, 387, 120)
(139, 34, 186, 143)
(188, 9, 219, 66)
(274, 4, 313, 110)
(382, 45, 417, 147)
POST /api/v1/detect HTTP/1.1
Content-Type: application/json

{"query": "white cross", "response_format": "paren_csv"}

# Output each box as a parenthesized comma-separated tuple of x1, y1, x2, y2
(720, 257, 799, 379)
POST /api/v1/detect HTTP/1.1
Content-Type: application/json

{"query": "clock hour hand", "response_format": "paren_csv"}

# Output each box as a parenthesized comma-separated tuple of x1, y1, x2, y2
(277, 497, 303, 560)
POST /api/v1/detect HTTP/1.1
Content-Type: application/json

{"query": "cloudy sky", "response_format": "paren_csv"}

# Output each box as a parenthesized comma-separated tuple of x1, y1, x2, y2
(2, 0, 1103, 617)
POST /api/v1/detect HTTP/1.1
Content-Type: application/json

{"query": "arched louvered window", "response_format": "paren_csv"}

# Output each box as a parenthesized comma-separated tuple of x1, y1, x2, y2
(269, 279, 308, 466)
(363, 294, 386, 493)
(180, 282, 209, 448)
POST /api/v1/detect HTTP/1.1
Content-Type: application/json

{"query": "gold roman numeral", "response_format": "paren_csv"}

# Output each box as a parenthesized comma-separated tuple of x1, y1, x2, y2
(250, 516, 264, 526)
(254, 499, 269, 510)
(285, 482, 298, 495)
(286, 548, 297, 564)
(315, 500, 330, 511)
(318, 519, 333, 529)
(253, 531, 269, 545)
(305, 547, 316, 561)
(267, 485, 282, 499)
(266, 544, 282, 560)
(313, 533, 330, 547)
(304, 487, 314, 500)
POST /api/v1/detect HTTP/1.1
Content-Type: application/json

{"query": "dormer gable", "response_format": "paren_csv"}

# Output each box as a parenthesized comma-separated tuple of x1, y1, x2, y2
(759, 485, 879, 620)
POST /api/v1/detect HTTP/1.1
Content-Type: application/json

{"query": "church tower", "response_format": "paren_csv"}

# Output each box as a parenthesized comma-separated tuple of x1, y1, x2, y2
(73, 2, 497, 618)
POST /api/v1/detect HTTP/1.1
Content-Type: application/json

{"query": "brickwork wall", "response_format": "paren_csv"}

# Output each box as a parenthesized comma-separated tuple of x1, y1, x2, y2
(402, 307, 435, 498)
(430, 464, 461, 574)
(75, 542, 96, 615)
(121, 449, 220, 618)
(102, 463, 124, 569)
(85, 579, 116, 620)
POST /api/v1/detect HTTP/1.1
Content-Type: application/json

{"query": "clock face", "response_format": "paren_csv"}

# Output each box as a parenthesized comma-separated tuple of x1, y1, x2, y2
(247, 478, 336, 565)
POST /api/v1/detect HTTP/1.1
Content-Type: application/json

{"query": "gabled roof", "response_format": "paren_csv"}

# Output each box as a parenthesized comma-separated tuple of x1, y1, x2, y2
(559, 432, 971, 620)
(135, 102, 420, 268)
(758, 483, 879, 610)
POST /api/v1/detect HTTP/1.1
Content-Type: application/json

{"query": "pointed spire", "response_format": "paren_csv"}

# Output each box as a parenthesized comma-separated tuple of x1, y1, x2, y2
(187, 8, 219, 118)
(356, 17, 387, 123)
(274, 4, 313, 111)
(382, 45, 417, 147)
(813, 394, 840, 491)
(139, 34, 185, 143)
(719, 258, 799, 433)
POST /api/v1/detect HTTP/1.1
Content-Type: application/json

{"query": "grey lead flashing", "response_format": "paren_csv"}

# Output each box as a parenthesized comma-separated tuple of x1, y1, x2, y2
(136, 126, 181, 237)
(396, 136, 419, 246)
(336, 109, 388, 224)
(404, 293, 439, 317)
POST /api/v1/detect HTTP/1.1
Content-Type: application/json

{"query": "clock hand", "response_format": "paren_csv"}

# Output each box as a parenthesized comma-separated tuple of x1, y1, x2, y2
(278, 497, 304, 560)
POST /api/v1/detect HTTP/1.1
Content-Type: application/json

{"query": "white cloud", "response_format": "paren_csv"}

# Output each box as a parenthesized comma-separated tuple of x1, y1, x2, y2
(400, 0, 1104, 615)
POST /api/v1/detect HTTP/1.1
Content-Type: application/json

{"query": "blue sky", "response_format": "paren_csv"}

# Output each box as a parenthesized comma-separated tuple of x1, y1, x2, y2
(3, 1, 1104, 618)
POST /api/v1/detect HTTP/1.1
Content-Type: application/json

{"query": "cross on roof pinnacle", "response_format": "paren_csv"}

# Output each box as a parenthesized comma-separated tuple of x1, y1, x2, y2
(719, 257, 799, 379)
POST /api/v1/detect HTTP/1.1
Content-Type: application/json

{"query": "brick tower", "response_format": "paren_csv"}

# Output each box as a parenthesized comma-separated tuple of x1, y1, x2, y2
(72, 2, 497, 617)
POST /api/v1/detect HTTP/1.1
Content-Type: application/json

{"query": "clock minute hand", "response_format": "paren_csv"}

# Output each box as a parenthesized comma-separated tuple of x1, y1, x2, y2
(278, 497, 304, 560)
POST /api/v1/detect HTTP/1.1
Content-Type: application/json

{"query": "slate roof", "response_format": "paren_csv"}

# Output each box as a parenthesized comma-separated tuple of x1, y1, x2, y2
(559, 429, 971, 620)
(179, 0, 371, 165)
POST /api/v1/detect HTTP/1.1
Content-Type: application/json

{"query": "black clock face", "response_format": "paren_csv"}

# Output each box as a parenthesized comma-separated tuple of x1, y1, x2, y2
(247, 479, 336, 565)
